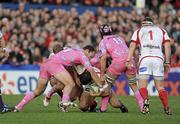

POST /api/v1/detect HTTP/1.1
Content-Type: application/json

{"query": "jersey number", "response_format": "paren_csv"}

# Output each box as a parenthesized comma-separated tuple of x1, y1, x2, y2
(113, 38, 122, 44)
(148, 30, 153, 40)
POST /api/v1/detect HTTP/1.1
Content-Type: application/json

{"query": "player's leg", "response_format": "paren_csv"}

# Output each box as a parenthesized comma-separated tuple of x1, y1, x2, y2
(125, 73, 144, 112)
(53, 68, 76, 106)
(153, 58, 172, 115)
(15, 78, 48, 111)
(109, 90, 128, 113)
(125, 59, 144, 112)
(0, 87, 12, 113)
(43, 78, 64, 107)
(44, 66, 79, 107)
(98, 72, 116, 112)
(138, 58, 152, 113)
(79, 91, 95, 112)
(154, 79, 172, 115)
(98, 60, 123, 112)
(58, 83, 81, 112)
(0, 88, 4, 108)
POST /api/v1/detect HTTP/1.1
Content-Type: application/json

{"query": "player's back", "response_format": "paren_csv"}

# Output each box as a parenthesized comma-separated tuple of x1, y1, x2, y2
(50, 48, 83, 66)
(138, 26, 165, 59)
(99, 35, 128, 59)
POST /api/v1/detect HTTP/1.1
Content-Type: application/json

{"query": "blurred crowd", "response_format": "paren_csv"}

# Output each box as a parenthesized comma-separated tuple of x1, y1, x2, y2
(0, 0, 179, 65)
(1, 0, 180, 9)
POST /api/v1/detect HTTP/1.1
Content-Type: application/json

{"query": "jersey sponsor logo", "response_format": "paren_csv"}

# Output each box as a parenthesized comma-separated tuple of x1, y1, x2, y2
(139, 67, 147, 72)
(0, 73, 15, 94)
(143, 44, 160, 49)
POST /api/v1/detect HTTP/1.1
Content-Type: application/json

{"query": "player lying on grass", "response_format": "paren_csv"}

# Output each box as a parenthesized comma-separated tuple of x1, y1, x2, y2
(43, 45, 128, 113)
(95, 24, 144, 112)
(14, 45, 104, 112)
(126, 17, 172, 115)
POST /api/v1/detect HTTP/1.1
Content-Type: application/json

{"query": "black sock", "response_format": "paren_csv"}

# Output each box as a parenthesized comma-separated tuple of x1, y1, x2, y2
(0, 85, 5, 108)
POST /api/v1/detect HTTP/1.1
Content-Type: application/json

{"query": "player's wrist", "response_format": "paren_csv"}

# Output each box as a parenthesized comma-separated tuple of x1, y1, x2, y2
(164, 61, 171, 64)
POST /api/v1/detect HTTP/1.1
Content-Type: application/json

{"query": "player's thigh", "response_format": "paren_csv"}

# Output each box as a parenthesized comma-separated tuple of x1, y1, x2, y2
(70, 85, 81, 101)
(53, 65, 75, 86)
(152, 58, 164, 77)
(138, 58, 152, 88)
(79, 91, 94, 107)
(34, 78, 48, 96)
(104, 71, 118, 87)
(50, 77, 58, 86)
(139, 58, 151, 75)
(107, 59, 126, 76)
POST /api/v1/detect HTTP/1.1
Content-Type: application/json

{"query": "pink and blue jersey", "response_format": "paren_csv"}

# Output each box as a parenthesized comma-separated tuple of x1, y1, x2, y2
(98, 35, 136, 76)
(39, 48, 92, 79)
(98, 35, 128, 60)
(50, 48, 92, 70)
(90, 52, 101, 69)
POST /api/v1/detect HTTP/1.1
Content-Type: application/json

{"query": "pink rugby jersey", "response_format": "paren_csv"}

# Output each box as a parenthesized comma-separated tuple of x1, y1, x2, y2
(98, 35, 128, 60)
(49, 48, 93, 71)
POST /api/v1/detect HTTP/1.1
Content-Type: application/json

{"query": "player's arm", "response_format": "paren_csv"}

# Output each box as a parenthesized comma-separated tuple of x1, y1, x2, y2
(163, 29, 171, 73)
(88, 69, 102, 86)
(80, 54, 102, 86)
(164, 41, 171, 64)
(98, 41, 107, 82)
(100, 53, 107, 80)
(126, 30, 139, 69)
(126, 42, 137, 62)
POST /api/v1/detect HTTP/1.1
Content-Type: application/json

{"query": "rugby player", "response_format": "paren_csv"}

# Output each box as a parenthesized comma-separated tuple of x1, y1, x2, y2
(44, 44, 128, 113)
(0, 30, 12, 113)
(14, 45, 103, 112)
(97, 24, 144, 112)
(126, 17, 172, 115)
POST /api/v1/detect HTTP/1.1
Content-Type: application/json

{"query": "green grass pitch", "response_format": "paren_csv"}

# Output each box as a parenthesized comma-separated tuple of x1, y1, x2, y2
(0, 95, 180, 124)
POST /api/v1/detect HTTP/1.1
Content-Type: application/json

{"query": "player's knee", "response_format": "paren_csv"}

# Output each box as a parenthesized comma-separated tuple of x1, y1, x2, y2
(138, 74, 150, 80)
(110, 101, 120, 108)
(154, 76, 164, 81)
(33, 90, 42, 97)
(50, 78, 57, 86)
(127, 76, 137, 85)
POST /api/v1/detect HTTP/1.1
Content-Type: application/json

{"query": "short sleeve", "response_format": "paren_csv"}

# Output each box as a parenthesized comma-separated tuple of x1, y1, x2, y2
(131, 29, 140, 44)
(161, 29, 170, 44)
(79, 52, 92, 71)
(163, 29, 170, 41)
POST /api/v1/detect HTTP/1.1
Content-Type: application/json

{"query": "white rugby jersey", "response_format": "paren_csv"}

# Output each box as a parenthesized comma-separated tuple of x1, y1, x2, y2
(131, 25, 170, 60)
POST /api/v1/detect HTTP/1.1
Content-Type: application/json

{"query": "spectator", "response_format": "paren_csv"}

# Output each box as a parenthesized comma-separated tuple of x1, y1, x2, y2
(0, 0, 179, 65)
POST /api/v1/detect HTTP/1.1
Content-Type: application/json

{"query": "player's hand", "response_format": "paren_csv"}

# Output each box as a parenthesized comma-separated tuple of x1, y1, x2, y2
(125, 60, 132, 69)
(164, 63, 170, 74)
(100, 75, 105, 82)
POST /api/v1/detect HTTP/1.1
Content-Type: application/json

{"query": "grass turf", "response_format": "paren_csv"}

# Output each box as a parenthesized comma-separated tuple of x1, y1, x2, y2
(0, 95, 180, 124)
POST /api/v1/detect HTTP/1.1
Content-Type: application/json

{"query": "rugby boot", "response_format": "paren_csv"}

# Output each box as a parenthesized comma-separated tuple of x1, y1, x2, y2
(164, 107, 172, 115)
